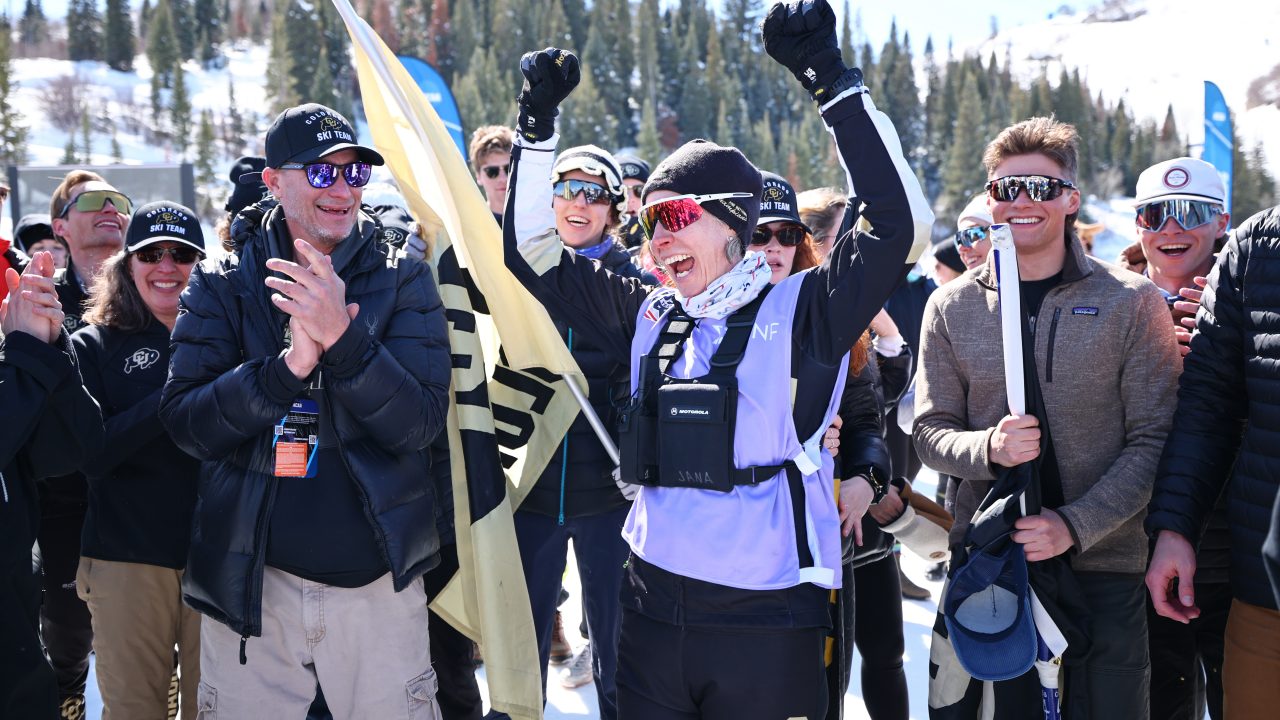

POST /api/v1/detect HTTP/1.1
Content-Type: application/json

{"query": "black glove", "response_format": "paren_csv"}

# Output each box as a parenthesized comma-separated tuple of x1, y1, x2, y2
(516, 47, 581, 142)
(762, 0, 862, 104)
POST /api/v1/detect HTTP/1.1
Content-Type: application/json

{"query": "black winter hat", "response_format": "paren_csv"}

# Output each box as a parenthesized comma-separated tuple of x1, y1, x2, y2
(933, 238, 966, 275)
(642, 140, 761, 250)
(226, 156, 269, 216)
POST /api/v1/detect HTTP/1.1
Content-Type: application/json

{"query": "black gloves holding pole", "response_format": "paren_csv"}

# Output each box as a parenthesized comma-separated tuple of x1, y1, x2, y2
(762, 0, 864, 104)
(515, 47, 581, 143)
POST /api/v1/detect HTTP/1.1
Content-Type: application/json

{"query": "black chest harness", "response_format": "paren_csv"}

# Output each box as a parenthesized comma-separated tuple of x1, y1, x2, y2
(616, 286, 799, 493)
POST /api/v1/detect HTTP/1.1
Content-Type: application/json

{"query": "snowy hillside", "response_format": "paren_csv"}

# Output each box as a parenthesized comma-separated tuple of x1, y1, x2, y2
(14, 43, 271, 168)
(969, 0, 1280, 180)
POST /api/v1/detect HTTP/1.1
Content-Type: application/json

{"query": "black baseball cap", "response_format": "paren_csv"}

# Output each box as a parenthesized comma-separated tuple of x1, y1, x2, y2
(616, 154, 651, 183)
(126, 201, 205, 254)
(264, 103, 385, 169)
(757, 171, 810, 231)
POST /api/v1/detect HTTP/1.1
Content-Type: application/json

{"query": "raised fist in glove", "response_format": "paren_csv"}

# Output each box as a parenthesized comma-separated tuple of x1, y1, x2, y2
(516, 47, 581, 142)
(762, 0, 862, 103)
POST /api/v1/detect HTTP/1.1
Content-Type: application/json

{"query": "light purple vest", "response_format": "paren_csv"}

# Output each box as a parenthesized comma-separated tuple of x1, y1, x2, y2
(622, 272, 848, 590)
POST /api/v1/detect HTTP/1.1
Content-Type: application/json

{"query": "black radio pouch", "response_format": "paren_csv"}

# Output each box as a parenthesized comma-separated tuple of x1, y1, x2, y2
(656, 376, 737, 491)
(617, 288, 773, 491)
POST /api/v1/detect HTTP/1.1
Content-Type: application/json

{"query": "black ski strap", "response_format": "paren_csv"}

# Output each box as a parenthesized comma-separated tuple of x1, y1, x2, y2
(709, 284, 773, 370)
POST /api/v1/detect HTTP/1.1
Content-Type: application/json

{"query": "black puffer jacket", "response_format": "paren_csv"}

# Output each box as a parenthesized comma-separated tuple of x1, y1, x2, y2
(159, 204, 451, 637)
(523, 239, 654, 519)
(1147, 205, 1280, 609)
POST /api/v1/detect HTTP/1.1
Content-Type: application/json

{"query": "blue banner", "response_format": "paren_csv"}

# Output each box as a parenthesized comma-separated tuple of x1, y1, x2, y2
(1203, 81, 1233, 215)
(396, 55, 466, 160)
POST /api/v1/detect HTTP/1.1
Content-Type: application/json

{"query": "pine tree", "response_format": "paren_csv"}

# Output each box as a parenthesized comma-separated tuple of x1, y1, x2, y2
(454, 45, 508, 136)
(450, 0, 480, 76)
(636, 95, 663, 163)
(103, 0, 135, 71)
(80, 111, 93, 161)
(111, 132, 123, 163)
(635, 0, 661, 112)
(66, 0, 104, 61)
(370, 0, 398, 54)
(581, 0, 632, 147)
(19, 0, 48, 48)
(0, 29, 29, 166)
(61, 137, 78, 165)
(673, 18, 711, 143)
(171, 62, 192, 157)
(138, 0, 151, 42)
(249, 0, 268, 45)
(419, 0, 451, 82)
(315, 0, 354, 119)
(941, 67, 988, 216)
(170, 0, 195, 60)
(194, 0, 221, 64)
(307, 41, 338, 111)
(147, 0, 179, 87)
(839, 0, 853, 67)
(537, 0, 573, 52)
(196, 108, 216, 184)
(224, 77, 244, 156)
(561, 0, 588, 51)
(560, 67, 616, 149)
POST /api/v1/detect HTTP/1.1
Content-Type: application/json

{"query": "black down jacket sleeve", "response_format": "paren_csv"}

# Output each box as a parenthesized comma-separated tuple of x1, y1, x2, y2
(160, 263, 303, 461)
(1147, 229, 1250, 544)
(319, 258, 450, 455)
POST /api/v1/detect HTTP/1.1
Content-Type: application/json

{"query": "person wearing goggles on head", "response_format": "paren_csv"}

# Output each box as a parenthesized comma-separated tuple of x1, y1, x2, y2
(69, 202, 207, 719)
(1133, 159, 1233, 720)
(502, 2, 932, 715)
(159, 103, 451, 719)
(916, 117, 1182, 719)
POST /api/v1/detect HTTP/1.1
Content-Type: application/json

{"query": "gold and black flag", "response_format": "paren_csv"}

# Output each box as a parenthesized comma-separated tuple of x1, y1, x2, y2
(335, 2, 586, 717)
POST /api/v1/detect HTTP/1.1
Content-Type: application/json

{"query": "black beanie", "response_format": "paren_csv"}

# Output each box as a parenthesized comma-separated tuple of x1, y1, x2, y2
(933, 238, 967, 275)
(642, 140, 761, 250)
(225, 155, 269, 217)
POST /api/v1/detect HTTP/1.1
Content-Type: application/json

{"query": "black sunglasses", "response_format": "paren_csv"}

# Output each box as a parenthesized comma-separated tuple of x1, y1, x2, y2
(279, 161, 372, 189)
(134, 245, 202, 264)
(626, 185, 644, 199)
(954, 226, 991, 249)
(552, 179, 611, 205)
(482, 163, 511, 179)
(750, 224, 806, 247)
(985, 175, 1076, 203)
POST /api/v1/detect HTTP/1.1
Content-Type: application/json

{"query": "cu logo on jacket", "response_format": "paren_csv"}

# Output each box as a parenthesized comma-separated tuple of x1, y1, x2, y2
(124, 348, 161, 374)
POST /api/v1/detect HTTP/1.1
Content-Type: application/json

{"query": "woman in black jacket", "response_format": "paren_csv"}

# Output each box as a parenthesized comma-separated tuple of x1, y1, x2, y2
(498, 145, 654, 720)
(71, 202, 206, 720)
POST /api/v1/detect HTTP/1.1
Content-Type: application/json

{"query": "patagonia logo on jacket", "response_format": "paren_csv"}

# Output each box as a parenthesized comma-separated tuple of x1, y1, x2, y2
(1072, 306, 1099, 316)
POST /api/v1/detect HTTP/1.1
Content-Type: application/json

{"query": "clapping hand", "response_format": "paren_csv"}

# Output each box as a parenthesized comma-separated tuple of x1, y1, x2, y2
(265, 239, 359, 378)
(1171, 276, 1207, 357)
(1, 251, 64, 344)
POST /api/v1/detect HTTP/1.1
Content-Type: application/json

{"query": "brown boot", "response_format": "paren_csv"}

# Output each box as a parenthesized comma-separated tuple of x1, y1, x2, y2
(550, 611, 573, 665)
(899, 565, 931, 601)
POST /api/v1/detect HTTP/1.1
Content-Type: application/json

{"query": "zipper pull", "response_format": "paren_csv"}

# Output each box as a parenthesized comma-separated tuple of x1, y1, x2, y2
(240, 635, 248, 665)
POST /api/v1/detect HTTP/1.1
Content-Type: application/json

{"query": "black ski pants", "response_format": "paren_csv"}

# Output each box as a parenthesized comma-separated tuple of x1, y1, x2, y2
(37, 500, 92, 705)
(853, 553, 908, 720)
(423, 543, 483, 720)
(1, 560, 58, 719)
(617, 609, 828, 720)
(1147, 581, 1229, 720)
